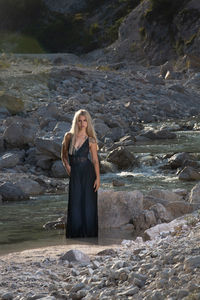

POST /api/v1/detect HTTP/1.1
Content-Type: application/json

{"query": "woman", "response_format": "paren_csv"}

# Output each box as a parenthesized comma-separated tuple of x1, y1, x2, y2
(61, 109, 100, 238)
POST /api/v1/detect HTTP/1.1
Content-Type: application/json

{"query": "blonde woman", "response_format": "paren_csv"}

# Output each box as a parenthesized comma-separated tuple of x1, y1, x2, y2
(61, 109, 100, 238)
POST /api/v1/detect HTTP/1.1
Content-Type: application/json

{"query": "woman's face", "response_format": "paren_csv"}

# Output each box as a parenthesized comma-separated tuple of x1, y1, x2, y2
(77, 114, 88, 131)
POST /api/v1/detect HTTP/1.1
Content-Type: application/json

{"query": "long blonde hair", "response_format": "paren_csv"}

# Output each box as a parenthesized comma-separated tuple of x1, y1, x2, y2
(69, 109, 98, 154)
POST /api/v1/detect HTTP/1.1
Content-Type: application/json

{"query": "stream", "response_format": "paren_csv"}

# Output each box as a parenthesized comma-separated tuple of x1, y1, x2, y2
(1, 120, 200, 256)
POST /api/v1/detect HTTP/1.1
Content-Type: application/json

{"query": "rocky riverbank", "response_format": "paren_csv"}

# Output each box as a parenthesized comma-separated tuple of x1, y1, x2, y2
(0, 52, 200, 201)
(0, 211, 200, 300)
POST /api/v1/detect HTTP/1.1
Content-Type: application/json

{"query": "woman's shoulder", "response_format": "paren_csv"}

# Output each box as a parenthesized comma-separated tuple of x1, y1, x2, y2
(64, 132, 72, 141)
(88, 136, 96, 144)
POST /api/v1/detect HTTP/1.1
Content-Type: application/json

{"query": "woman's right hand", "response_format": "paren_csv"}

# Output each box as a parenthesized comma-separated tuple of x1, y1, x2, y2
(66, 164, 71, 176)
(63, 159, 71, 176)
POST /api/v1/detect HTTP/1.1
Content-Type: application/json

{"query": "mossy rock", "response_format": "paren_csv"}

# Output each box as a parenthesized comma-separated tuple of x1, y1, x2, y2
(0, 94, 24, 114)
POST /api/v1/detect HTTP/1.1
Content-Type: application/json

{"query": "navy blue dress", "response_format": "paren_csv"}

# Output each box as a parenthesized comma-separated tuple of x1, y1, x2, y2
(66, 137, 98, 238)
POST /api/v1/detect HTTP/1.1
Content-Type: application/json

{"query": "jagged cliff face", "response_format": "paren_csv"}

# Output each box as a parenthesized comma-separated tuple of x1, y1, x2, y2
(0, 0, 199, 67)
(111, 0, 200, 65)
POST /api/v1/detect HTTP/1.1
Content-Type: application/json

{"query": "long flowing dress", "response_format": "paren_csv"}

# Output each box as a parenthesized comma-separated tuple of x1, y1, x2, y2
(66, 137, 98, 238)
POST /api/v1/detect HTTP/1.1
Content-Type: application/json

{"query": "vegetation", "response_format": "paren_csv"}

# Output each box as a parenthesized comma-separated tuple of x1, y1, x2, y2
(139, 27, 146, 40)
(185, 34, 197, 47)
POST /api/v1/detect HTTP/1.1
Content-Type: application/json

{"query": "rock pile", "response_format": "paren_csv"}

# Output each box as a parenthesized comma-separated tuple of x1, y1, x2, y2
(0, 211, 199, 300)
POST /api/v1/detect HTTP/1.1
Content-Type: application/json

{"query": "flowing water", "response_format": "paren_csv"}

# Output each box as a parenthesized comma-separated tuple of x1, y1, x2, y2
(1, 123, 200, 256)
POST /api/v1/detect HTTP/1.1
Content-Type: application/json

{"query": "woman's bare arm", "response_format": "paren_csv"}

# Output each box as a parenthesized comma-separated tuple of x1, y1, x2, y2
(61, 132, 71, 176)
(89, 138, 100, 192)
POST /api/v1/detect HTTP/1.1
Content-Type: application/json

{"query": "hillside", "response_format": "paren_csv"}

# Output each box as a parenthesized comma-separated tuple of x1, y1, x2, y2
(0, 0, 199, 67)
(111, 0, 200, 65)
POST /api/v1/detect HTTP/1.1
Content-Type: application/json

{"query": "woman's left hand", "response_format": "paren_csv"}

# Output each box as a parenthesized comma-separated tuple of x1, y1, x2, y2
(94, 178, 100, 192)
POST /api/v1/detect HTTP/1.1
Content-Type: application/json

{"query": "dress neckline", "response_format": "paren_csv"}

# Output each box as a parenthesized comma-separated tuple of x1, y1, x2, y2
(74, 136, 88, 151)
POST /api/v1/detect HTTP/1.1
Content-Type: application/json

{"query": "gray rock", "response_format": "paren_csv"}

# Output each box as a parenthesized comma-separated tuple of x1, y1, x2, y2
(178, 166, 200, 181)
(119, 286, 139, 296)
(60, 250, 90, 263)
(107, 146, 139, 170)
(37, 103, 61, 119)
(53, 121, 71, 135)
(93, 119, 110, 138)
(92, 92, 105, 103)
(51, 160, 67, 178)
(145, 73, 165, 85)
(151, 203, 172, 222)
(100, 160, 117, 174)
(1, 292, 13, 300)
(0, 93, 24, 114)
(184, 256, 200, 271)
(98, 190, 143, 228)
(0, 182, 29, 201)
(35, 137, 61, 159)
(168, 152, 194, 169)
(132, 209, 157, 232)
(112, 179, 125, 187)
(70, 282, 86, 293)
(16, 178, 44, 196)
(43, 216, 65, 230)
(3, 122, 37, 147)
(160, 61, 173, 78)
(0, 152, 21, 169)
(36, 154, 53, 170)
(185, 73, 200, 89)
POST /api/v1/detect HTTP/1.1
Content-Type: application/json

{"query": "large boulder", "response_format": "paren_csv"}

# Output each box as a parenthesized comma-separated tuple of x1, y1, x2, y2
(150, 203, 172, 222)
(16, 178, 45, 196)
(98, 190, 143, 228)
(132, 203, 172, 233)
(93, 119, 110, 138)
(0, 182, 29, 201)
(144, 218, 187, 240)
(3, 121, 37, 147)
(106, 146, 138, 170)
(35, 137, 61, 159)
(60, 249, 90, 263)
(0, 152, 23, 169)
(132, 209, 157, 232)
(165, 201, 198, 218)
(168, 152, 194, 169)
(0, 94, 24, 114)
(53, 121, 71, 136)
(189, 183, 200, 203)
(51, 160, 68, 178)
(178, 166, 200, 181)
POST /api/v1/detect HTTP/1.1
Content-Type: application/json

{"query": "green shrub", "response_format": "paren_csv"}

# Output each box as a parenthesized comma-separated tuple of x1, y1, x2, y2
(0, 32, 45, 53)
(139, 27, 146, 39)
(174, 39, 184, 56)
(105, 17, 124, 43)
(185, 33, 197, 47)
